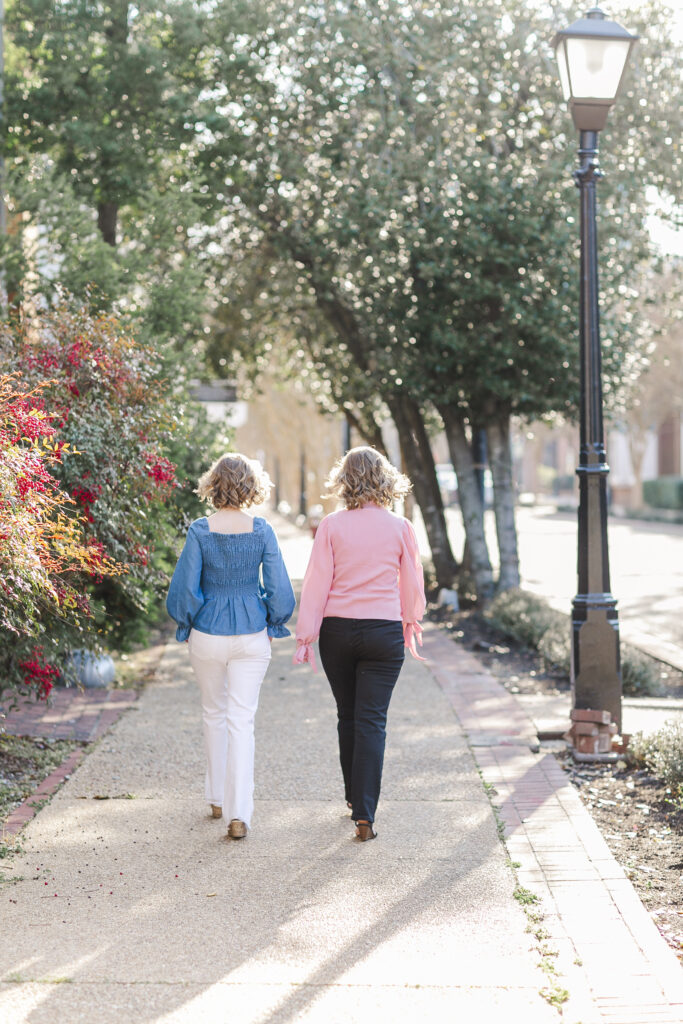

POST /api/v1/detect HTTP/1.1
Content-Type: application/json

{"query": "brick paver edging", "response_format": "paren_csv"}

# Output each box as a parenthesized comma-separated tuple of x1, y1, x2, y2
(1, 687, 139, 842)
(1, 688, 138, 742)
(2, 748, 85, 840)
(423, 625, 683, 1024)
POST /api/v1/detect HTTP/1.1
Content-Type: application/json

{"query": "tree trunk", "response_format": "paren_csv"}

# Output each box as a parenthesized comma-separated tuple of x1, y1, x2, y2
(283, 234, 457, 585)
(439, 404, 494, 602)
(344, 408, 387, 456)
(487, 413, 520, 592)
(389, 395, 458, 589)
(97, 202, 118, 247)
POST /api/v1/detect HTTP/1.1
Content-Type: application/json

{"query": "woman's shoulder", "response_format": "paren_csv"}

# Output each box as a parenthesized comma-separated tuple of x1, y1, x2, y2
(369, 505, 411, 526)
(372, 507, 417, 539)
(187, 516, 209, 533)
(318, 508, 349, 532)
(251, 515, 275, 538)
(323, 508, 344, 523)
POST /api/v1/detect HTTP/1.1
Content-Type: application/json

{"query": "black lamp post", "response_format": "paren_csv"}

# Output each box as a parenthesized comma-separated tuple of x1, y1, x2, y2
(552, 8, 638, 733)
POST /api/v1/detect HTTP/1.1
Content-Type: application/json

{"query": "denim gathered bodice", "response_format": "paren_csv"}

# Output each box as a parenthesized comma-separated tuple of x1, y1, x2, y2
(166, 516, 295, 642)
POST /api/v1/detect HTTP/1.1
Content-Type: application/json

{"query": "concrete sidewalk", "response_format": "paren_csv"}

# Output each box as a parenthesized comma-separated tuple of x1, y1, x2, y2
(1, 512, 681, 1023)
(1, 634, 561, 1023)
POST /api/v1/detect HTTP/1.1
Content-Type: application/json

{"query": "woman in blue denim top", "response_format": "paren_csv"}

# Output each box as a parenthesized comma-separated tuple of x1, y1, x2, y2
(167, 453, 294, 839)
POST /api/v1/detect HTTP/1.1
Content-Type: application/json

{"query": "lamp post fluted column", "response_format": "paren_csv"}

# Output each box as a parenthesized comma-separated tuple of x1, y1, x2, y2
(571, 128, 621, 732)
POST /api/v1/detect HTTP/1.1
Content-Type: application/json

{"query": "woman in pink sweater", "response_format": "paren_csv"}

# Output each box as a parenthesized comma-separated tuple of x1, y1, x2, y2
(295, 447, 426, 841)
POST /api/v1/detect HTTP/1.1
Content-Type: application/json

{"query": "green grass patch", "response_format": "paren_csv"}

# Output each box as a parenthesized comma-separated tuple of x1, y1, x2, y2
(514, 884, 540, 906)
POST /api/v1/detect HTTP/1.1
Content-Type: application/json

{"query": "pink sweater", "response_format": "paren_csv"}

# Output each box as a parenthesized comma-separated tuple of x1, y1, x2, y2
(295, 505, 426, 665)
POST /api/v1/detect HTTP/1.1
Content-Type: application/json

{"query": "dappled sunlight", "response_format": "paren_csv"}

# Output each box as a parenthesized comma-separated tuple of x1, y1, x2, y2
(0, 634, 547, 1024)
(2, 800, 511, 1024)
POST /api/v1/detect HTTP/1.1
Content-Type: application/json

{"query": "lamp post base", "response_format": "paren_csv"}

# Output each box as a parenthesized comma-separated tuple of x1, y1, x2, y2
(571, 749, 619, 764)
(571, 599, 622, 733)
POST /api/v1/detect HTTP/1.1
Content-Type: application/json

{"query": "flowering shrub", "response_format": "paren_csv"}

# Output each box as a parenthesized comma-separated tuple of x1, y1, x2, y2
(0, 299, 179, 699)
(0, 373, 122, 701)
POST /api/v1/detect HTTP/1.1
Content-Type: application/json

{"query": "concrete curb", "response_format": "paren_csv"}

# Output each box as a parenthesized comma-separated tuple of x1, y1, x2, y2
(423, 625, 683, 1024)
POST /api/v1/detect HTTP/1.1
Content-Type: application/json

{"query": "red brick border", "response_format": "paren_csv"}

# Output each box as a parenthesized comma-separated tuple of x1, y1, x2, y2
(1, 687, 139, 842)
(423, 624, 683, 1024)
(2, 748, 85, 840)
(1, 688, 138, 742)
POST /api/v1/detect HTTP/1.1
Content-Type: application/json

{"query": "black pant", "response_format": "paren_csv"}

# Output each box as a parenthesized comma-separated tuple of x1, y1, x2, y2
(318, 617, 405, 824)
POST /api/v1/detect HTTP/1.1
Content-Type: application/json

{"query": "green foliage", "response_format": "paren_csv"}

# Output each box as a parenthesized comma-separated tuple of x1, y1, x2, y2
(642, 476, 683, 510)
(487, 588, 565, 651)
(0, 299, 192, 660)
(0, 369, 123, 699)
(620, 644, 662, 697)
(627, 720, 683, 798)
(486, 588, 661, 697)
(200, 0, 681, 427)
(193, 0, 681, 600)
(513, 885, 540, 906)
(6, 0, 210, 211)
(4, 0, 214, 356)
(2, 156, 210, 358)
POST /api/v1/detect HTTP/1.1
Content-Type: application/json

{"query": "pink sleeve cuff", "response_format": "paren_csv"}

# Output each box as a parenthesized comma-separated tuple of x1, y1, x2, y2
(293, 643, 318, 673)
(403, 622, 426, 661)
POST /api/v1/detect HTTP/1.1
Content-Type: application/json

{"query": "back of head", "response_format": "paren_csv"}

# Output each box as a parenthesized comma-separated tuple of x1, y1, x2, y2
(196, 453, 271, 510)
(326, 446, 411, 510)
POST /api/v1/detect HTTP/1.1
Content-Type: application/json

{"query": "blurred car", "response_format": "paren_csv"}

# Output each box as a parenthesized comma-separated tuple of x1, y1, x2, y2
(435, 462, 494, 507)
(435, 463, 458, 506)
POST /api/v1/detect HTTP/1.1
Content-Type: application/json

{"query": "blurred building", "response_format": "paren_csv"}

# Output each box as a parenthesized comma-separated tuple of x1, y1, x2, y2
(513, 412, 683, 512)
(232, 373, 347, 519)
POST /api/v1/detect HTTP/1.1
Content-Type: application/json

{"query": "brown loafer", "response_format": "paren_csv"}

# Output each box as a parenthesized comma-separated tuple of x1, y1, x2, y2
(210, 804, 223, 819)
(228, 818, 247, 839)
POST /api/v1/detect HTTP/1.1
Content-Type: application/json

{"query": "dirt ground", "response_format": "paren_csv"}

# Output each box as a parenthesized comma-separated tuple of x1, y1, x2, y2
(559, 754, 683, 961)
(431, 606, 683, 964)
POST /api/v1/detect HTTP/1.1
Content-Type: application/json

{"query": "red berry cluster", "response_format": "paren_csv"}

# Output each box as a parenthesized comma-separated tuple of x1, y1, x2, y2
(2, 396, 56, 445)
(144, 453, 176, 486)
(15, 454, 58, 500)
(18, 649, 59, 700)
(72, 483, 101, 523)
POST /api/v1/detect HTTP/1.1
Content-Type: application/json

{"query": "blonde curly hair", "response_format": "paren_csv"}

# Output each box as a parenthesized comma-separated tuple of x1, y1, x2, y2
(196, 453, 271, 510)
(325, 446, 411, 510)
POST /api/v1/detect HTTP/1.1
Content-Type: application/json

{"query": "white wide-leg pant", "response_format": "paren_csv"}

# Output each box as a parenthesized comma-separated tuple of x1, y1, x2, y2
(188, 627, 271, 828)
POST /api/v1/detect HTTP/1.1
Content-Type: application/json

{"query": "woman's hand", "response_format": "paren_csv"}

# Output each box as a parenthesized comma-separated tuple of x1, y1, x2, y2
(293, 643, 318, 673)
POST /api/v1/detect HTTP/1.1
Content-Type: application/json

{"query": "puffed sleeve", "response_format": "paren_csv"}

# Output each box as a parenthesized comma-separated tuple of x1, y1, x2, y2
(166, 525, 205, 642)
(294, 515, 334, 669)
(399, 519, 426, 659)
(260, 522, 296, 638)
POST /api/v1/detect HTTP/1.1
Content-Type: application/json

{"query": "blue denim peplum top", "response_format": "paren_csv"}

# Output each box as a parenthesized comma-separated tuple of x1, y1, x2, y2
(166, 516, 295, 642)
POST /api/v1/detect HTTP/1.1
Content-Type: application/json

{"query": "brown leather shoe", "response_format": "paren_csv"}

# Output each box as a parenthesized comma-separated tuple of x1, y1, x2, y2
(228, 818, 247, 839)
(355, 821, 377, 842)
(210, 804, 223, 819)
